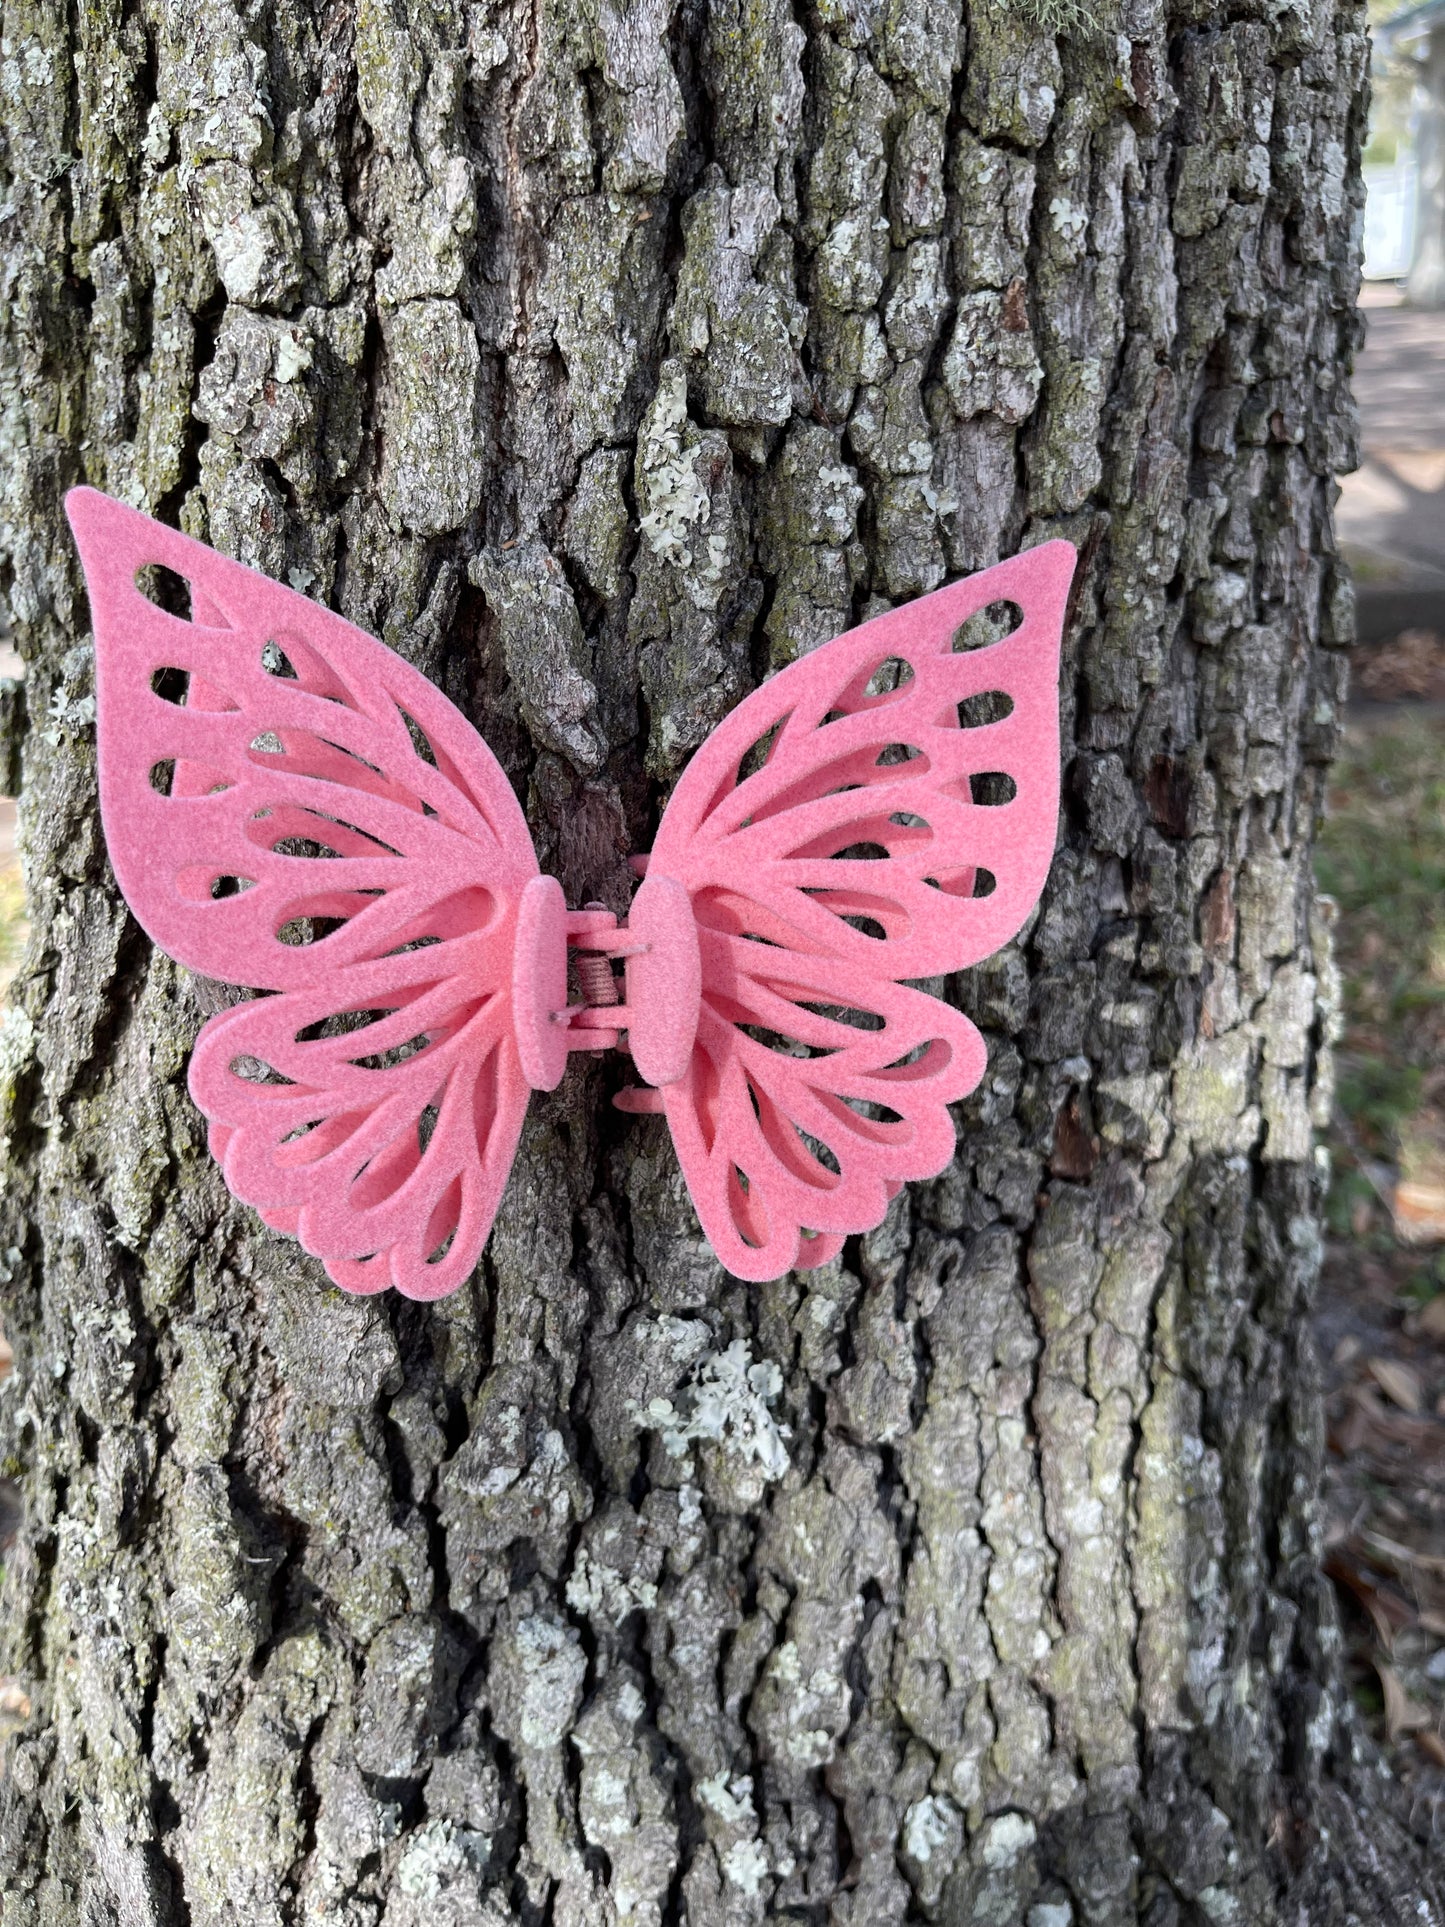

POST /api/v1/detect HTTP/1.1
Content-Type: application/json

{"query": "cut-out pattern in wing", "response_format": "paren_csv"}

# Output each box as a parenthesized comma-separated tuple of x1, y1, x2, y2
(645, 541, 1072, 1280)
(67, 488, 537, 1299)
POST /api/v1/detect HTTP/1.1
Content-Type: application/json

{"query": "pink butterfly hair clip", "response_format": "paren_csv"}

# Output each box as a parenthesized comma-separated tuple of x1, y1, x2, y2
(66, 489, 1072, 1296)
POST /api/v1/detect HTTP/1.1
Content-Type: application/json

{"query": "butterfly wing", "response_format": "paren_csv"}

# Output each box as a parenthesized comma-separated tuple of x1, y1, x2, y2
(67, 488, 538, 1299)
(643, 541, 1073, 1281)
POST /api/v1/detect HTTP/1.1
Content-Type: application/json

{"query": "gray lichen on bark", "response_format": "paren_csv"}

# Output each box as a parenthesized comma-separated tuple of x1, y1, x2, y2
(0, 0, 1440, 1922)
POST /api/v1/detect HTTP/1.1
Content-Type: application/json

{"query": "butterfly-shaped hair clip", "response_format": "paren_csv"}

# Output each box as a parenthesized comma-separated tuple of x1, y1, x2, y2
(66, 489, 1072, 1295)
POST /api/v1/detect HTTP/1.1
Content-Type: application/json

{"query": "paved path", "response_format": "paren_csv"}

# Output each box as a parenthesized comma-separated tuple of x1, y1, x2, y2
(1338, 289, 1445, 590)
(1352, 299, 1445, 449)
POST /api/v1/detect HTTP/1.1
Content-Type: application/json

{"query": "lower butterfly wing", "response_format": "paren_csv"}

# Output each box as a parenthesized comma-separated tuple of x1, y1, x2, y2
(67, 488, 541, 1296)
(646, 542, 1072, 1279)
(190, 940, 529, 1299)
(659, 928, 986, 1280)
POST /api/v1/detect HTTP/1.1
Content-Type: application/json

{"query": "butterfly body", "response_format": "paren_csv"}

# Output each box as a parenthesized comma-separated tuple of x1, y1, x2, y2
(66, 487, 1071, 1294)
(619, 876, 703, 1088)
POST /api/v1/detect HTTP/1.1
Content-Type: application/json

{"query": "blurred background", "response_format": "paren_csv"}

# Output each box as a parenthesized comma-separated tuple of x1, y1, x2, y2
(1317, 0, 1445, 1813)
(0, 0, 1442, 1783)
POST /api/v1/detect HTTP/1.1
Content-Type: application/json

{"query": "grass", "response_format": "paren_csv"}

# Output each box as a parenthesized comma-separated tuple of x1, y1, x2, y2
(1316, 712, 1445, 1170)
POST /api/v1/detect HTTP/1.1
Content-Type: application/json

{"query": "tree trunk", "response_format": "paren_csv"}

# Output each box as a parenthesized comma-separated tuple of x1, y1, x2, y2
(0, 0, 1436, 1921)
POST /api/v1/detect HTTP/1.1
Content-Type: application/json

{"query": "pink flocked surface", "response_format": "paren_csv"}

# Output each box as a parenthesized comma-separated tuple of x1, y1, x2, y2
(645, 540, 1073, 1280)
(67, 487, 538, 1300)
(68, 484, 1071, 1292)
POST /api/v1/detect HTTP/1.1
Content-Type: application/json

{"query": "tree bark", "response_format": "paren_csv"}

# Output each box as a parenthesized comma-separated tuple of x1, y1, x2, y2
(0, 0, 1435, 1921)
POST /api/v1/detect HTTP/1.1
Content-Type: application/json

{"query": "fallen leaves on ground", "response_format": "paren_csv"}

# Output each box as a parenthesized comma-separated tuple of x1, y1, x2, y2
(1377, 1661, 1435, 1740)
(1368, 1356, 1425, 1413)
(1393, 1106, 1445, 1245)
(1321, 1254, 1445, 1794)
(1353, 628, 1445, 703)
(1324, 1543, 1418, 1652)
(1395, 1177, 1445, 1245)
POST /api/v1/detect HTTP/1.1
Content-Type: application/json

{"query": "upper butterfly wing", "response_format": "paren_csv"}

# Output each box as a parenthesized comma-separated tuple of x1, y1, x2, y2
(645, 541, 1073, 1280)
(67, 488, 538, 1299)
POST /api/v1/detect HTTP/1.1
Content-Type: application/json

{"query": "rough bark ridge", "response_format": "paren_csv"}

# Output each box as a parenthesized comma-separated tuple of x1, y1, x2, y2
(0, 0, 1435, 1921)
